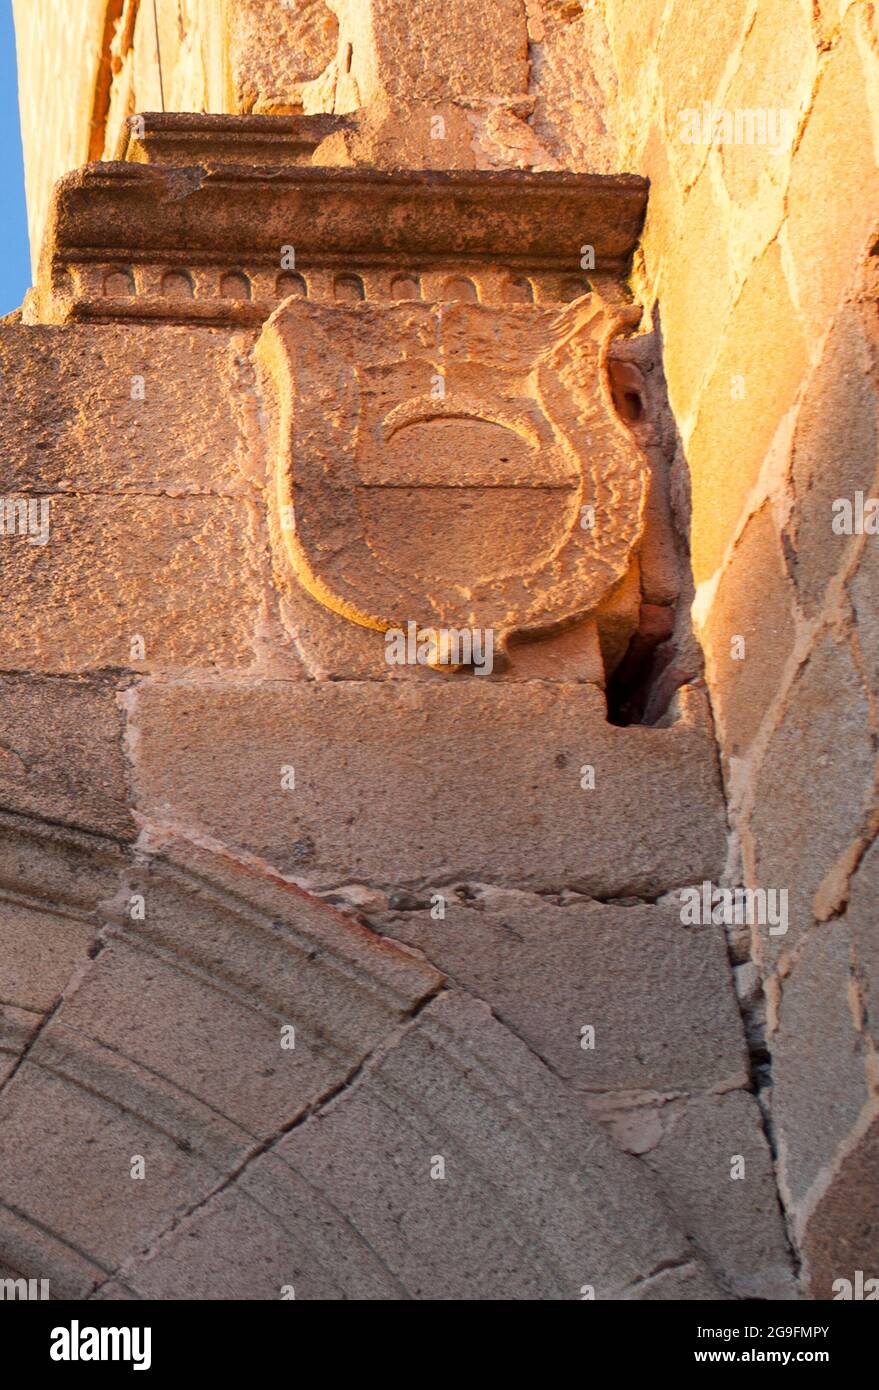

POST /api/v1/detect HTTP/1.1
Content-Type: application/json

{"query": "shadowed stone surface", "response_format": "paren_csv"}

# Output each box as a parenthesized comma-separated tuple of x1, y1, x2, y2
(374, 890, 796, 1300)
(846, 837, 879, 1050)
(0, 829, 734, 1301)
(801, 1114, 879, 1300)
(0, 675, 134, 839)
(772, 923, 869, 1213)
(645, 1092, 798, 1300)
(131, 681, 728, 894)
(0, 899, 98, 1014)
(750, 634, 874, 965)
(0, 812, 127, 917)
(104, 993, 720, 1300)
(376, 891, 748, 1092)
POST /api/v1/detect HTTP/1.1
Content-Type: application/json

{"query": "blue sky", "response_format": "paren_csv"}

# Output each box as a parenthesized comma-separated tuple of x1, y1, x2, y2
(0, 0, 32, 316)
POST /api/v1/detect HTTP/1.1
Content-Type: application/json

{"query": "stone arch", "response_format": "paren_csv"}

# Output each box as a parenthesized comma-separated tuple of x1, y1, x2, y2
(0, 809, 710, 1299)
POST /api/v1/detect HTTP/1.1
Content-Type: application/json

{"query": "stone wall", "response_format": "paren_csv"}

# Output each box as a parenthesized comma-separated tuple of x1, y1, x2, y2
(8, 0, 879, 1296)
(592, 0, 879, 1295)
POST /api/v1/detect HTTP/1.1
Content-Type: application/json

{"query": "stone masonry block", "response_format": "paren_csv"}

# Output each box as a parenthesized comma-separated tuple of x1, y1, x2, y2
(131, 680, 728, 894)
(0, 495, 264, 673)
(378, 891, 748, 1093)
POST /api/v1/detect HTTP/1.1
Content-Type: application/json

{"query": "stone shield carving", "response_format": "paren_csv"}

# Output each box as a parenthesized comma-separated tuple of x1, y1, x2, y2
(257, 292, 648, 645)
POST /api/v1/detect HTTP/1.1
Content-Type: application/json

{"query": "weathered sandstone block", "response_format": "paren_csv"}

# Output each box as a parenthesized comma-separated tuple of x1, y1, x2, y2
(685, 243, 809, 583)
(0, 495, 264, 673)
(131, 680, 728, 894)
(0, 675, 133, 839)
(749, 634, 873, 964)
(786, 303, 878, 617)
(700, 505, 796, 762)
(800, 1114, 879, 1300)
(645, 1092, 798, 1300)
(377, 892, 748, 1093)
(0, 325, 254, 497)
(772, 923, 869, 1213)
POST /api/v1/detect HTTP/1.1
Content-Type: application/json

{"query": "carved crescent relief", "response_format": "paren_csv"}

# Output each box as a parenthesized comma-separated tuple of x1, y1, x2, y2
(256, 291, 648, 649)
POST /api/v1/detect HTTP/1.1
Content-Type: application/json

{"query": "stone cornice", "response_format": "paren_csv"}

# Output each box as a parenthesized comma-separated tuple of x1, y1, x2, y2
(31, 143, 649, 326)
(115, 111, 353, 166)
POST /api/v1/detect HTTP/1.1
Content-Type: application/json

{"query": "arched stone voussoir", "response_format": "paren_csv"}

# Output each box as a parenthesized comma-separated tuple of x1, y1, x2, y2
(103, 992, 720, 1301)
(0, 823, 444, 1296)
(0, 810, 130, 1094)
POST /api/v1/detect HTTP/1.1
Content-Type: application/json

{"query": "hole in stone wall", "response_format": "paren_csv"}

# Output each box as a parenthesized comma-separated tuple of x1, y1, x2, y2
(605, 604, 676, 726)
(601, 317, 702, 729)
(607, 358, 645, 424)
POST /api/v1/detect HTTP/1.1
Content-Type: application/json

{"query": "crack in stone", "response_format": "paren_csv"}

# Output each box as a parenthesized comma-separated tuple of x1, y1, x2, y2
(618, 1253, 702, 1294)
(87, 980, 448, 1298)
(0, 882, 124, 1106)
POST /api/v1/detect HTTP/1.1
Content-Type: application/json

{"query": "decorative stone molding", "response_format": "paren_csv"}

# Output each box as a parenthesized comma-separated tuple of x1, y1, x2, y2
(28, 114, 648, 328)
(115, 111, 352, 166)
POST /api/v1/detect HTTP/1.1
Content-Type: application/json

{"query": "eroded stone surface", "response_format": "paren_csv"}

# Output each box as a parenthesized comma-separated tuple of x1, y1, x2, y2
(685, 243, 810, 585)
(749, 634, 874, 964)
(785, 12, 879, 341)
(800, 1114, 879, 1300)
(786, 303, 879, 617)
(0, 1006, 40, 1087)
(0, 495, 264, 673)
(333, 0, 529, 109)
(229, 0, 338, 115)
(0, 900, 98, 1015)
(0, 813, 126, 918)
(700, 505, 796, 761)
(0, 1051, 230, 1284)
(846, 837, 879, 1050)
(773, 923, 868, 1213)
(0, 835, 444, 1294)
(0, 325, 252, 496)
